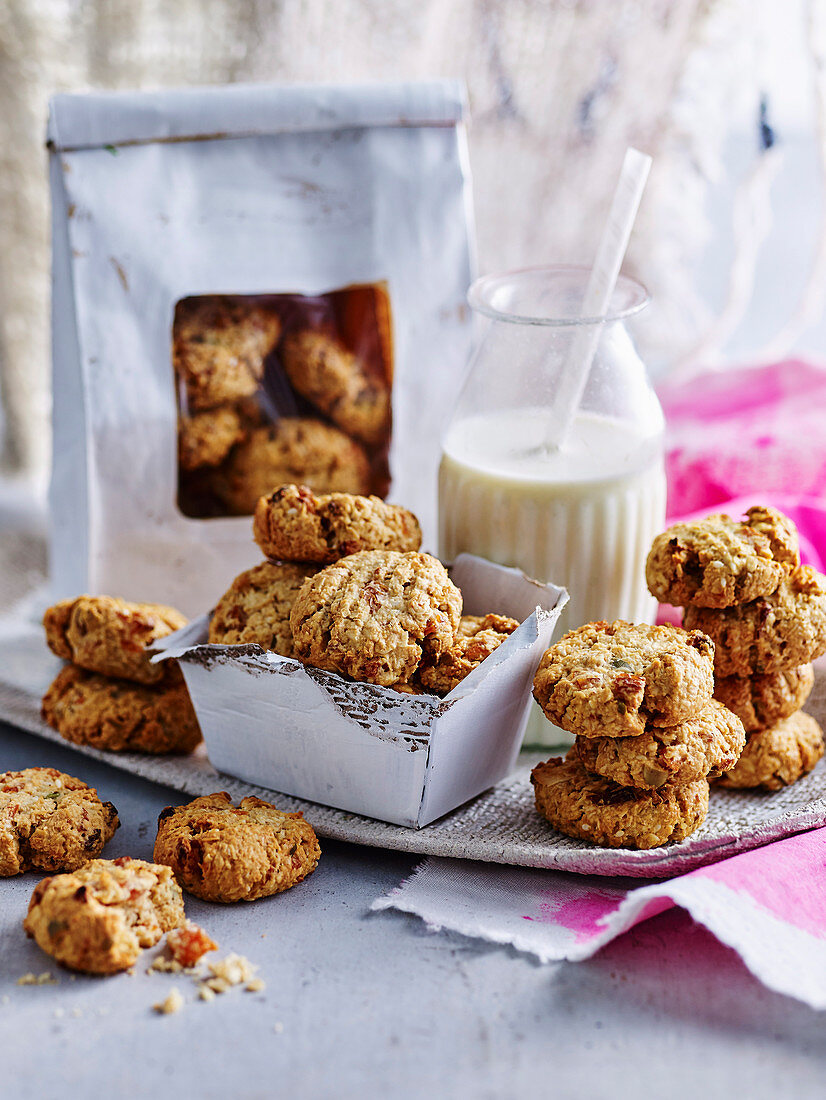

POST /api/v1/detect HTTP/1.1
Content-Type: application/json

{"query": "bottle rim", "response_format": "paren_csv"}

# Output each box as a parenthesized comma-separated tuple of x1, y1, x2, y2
(467, 264, 650, 327)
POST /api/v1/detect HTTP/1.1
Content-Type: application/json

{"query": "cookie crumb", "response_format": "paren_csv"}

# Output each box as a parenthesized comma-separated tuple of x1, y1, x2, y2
(154, 988, 184, 1015)
(273, 1022, 284, 1034)
(208, 953, 258, 987)
(198, 986, 216, 1003)
(166, 922, 217, 967)
(18, 971, 58, 986)
(245, 978, 266, 993)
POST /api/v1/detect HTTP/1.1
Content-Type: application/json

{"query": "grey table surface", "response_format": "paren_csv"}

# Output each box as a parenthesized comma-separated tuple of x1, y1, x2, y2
(3, 721, 826, 1100)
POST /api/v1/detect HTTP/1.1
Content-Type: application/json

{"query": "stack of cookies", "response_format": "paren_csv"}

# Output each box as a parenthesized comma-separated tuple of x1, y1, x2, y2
(530, 620, 746, 850)
(207, 483, 519, 695)
(41, 596, 202, 754)
(647, 505, 826, 790)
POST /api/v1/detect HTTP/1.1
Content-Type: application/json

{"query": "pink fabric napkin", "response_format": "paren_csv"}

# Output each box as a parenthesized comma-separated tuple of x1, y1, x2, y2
(373, 827, 826, 1007)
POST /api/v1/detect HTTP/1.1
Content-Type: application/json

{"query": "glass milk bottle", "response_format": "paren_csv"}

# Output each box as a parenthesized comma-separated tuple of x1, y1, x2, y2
(438, 265, 666, 747)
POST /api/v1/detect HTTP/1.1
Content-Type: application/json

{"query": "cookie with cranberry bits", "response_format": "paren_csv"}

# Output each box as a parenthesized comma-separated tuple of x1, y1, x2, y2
(531, 756, 709, 849)
(211, 419, 371, 516)
(417, 613, 520, 696)
(0, 768, 119, 876)
(253, 483, 422, 564)
(208, 560, 316, 657)
(173, 296, 281, 411)
(43, 595, 187, 685)
(178, 405, 246, 471)
(41, 666, 202, 754)
(154, 793, 320, 903)
(574, 699, 745, 790)
(532, 620, 715, 739)
(715, 711, 824, 790)
(646, 505, 800, 610)
(280, 329, 390, 447)
(290, 550, 463, 687)
(23, 857, 185, 974)
(714, 664, 815, 733)
(684, 566, 826, 677)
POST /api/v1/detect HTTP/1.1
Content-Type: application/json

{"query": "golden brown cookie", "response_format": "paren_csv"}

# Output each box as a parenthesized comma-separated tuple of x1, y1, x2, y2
(574, 699, 745, 790)
(532, 620, 715, 739)
(178, 406, 246, 471)
(23, 857, 186, 974)
(715, 711, 824, 790)
(290, 549, 463, 687)
(208, 561, 316, 657)
(417, 613, 520, 696)
(280, 329, 390, 446)
(41, 666, 202, 754)
(646, 506, 799, 610)
(43, 596, 187, 685)
(212, 419, 371, 516)
(153, 793, 320, 903)
(173, 296, 281, 411)
(684, 566, 826, 677)
(252, 483, 421, 564)
(531, 756, 709, 849)
(714, 664, 815, 733)
(0, 768, 119, 876)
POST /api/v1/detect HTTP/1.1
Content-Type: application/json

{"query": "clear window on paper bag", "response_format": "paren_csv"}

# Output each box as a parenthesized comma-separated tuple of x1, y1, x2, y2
(172, 286, 393, 518)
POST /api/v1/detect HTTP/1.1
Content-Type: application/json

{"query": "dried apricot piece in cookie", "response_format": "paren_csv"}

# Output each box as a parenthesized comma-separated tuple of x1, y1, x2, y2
(0, 767, 119, 876)
(531, 756, 709, 849)
(290, 550, 463, 687)
(714, 664, 814, 733)
(532, 620, 715, 739)
(23, 857, 186, 974)
(417, 613, 520, 696)
(714, 711, 824, 791)
(646, 505, 799, 610)
(43, 595, 186, 685)
(208, 560, 316, 657)
(684, 566, 826, 677)
(280, 329, 390, 446)
(574, 699, 745, 790)
(153, 793, 320, 903)
(41, 666, 202, 754)
(253, 483, 421, 564)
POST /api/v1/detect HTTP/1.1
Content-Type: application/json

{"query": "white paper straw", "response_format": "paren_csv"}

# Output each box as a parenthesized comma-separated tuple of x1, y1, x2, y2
(547, 147, 652, 450)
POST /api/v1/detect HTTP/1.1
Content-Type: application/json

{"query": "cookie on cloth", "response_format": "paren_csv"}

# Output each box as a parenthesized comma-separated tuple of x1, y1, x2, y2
(684, 566, 826, 677)
(43, 595, 186, 685)
(714, 664, 815, 733)
(290, 549, 463, 687)
(714, 711, 824, 791)
(646, 505, 799, 609)
(212, 419, 371, 516)
(208, 560, 316, 657)
(41, 666, 202, 755)
(417, 613, 520, 696)
(573, 699, 745, 790)
(531, 756, 709, 850)
(153, 793, 320, 903)
(532, 620, 715, 739)
(253, 483, 421, 564)
(23, 857, 186, 974)
(280, 329, 390, 446)
(0, 767, 119, 876)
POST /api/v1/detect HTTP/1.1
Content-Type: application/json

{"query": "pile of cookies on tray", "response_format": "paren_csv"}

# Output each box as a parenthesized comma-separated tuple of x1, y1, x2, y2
(208, 482, 519, 696)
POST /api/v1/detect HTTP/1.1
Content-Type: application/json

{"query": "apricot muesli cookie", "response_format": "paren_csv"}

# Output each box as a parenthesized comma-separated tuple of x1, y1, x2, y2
(43, 595, 187, 685)
(683, 566, 826, 677)
(574, 699, 745, 790)
(23, 857, 186, 974)
(0, 768, 119, 876)
(714, 711, 824, 791)
(531, 756, 709, 850)
(208, 560, 316, 657)
(417, 613, 520, 696)
(646, 505, 800, 609)
(178, 406, 246, 471)
(290, 549, 462, 687)
(41, 666, 202, 755)
(252, 483, 421, 564)
(153, 793, 320, 903)
(714, 664, 815, 733)
(532, 620, 715, 739)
